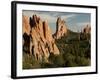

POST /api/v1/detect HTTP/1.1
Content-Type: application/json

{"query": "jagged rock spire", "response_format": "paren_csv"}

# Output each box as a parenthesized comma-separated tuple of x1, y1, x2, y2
(53, 17, 67, 39)
(23, 14, 60, 62)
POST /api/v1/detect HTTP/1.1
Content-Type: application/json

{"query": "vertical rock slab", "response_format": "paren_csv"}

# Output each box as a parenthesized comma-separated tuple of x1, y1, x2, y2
(53, 17, 67, 39)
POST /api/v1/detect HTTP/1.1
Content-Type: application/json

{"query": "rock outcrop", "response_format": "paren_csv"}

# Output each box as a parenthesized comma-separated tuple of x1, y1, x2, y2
(22, 15, 31, 35)
(80, 24, 91, 40)
(53, 17, 67, 39)
(82, 24, 91, 34)
(23, 15, 60, 62)
(22, 16, 31, 53)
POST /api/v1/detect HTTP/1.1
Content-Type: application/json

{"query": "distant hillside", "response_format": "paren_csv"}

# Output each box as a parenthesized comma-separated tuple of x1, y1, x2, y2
(55, 29, 91, 67)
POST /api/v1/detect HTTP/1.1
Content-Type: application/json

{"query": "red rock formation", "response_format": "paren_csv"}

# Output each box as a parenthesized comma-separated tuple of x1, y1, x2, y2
(22, 15, 30, 35)
(82, 24, 91, 34)
(80, 24, 91, 40)
(53, 17, 67, 39)
(23, 15, 60, 62)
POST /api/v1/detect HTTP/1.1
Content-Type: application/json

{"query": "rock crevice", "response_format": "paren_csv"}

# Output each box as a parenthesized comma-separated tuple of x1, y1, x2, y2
(23, 15, 60, 61)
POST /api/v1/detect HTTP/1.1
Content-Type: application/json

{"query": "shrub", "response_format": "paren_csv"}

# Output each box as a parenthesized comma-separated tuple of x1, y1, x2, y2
(48, 53, 64, 67)
(23, 53, 41, 69)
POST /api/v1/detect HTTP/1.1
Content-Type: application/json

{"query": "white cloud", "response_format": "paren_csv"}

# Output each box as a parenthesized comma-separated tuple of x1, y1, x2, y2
(61, 14, 76, 19)
(36, 13, 56, 23)
(77, 22, 90, 26)
(76, 22, 91, 32)
(23, 11, 77, 24)
(38, 14, 77, 24)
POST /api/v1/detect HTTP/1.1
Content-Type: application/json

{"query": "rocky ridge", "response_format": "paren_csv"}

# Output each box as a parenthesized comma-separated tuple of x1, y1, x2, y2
(53, 17, 67, 39)
(23, 15, 61, 62)
(82, 24, 91, 34)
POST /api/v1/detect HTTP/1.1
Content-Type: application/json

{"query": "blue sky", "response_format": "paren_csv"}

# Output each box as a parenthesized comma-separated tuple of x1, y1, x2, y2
(23, 10, 91, 33)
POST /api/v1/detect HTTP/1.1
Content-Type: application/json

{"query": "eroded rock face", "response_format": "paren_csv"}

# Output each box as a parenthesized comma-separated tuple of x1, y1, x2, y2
(82, 24, 91, 34)
(80, 24, 91, 40)
(22, 16, 31, 53)
(22, 15, 30, 35)
(23, 15, 60, 62)
(53, 17, 67, 39)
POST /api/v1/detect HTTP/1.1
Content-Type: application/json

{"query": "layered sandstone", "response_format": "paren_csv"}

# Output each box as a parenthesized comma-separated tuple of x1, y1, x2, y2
(53, 17, 67, 39)
(80, 24, 91, 41)
(23, 15, 60, 62)
(22, 15, 30, 35)
(82, 24, 91, 34)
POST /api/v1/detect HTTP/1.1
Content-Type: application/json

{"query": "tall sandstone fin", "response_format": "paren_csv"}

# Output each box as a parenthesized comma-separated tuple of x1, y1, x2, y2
(53, 17, 67, 39)
(23, 15, 60, 62)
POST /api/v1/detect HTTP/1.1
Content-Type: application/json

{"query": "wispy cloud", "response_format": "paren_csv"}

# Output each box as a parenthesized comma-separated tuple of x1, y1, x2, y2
(61, 14, 76, 19)
(37, 13, 77, 24)
(23, 10, 77, 24)
(36, 13, 56, 23)
(76, 22, 91, 32)
(23, 10, 91, 32)
(77, 22, 90, 26)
